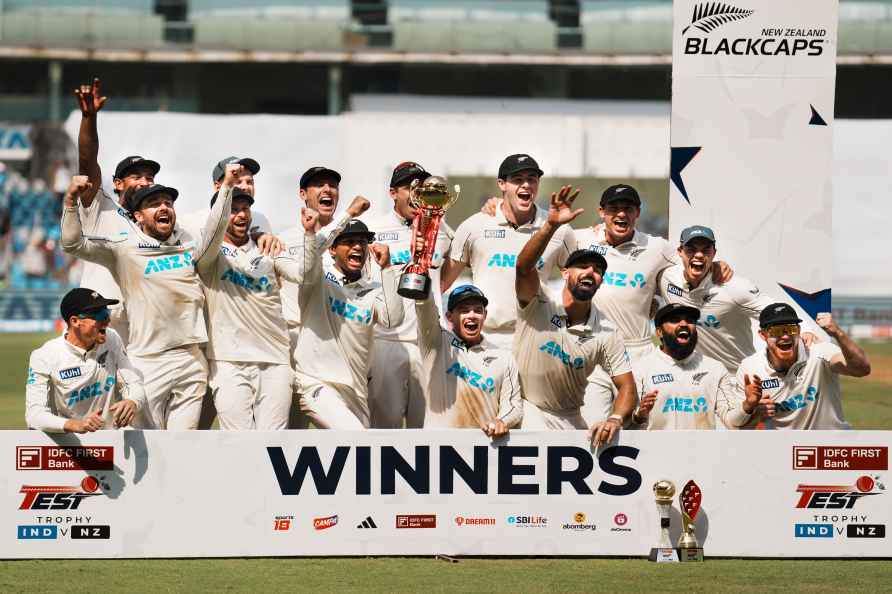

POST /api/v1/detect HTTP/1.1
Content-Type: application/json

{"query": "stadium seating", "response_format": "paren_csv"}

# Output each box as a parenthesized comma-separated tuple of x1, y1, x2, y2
(0, 0, 163, 49)
(388, 0, 557, 52)
(838, 2, 892, 53)
(580, 0, 672, 55)
(189, 0, 353, 51)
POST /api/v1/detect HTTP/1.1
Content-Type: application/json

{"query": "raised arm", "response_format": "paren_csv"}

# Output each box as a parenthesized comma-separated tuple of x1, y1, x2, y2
(60, 176, 116, 267)
(73, 78, 108, 208)
(193, 165, 237, 273)
(414, 292, 443, 355)
(589, 331, 636, 446)
(818, 313, 871, 377)
(516, 185, 582, 308)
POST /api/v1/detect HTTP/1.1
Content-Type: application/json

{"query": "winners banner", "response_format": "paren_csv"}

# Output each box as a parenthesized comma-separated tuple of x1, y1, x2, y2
(2, 430, 889, 559)
(670, 0, 838, 323)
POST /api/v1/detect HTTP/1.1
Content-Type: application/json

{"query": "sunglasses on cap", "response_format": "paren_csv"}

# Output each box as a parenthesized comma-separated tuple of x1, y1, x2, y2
(765, 324, 800, 339)
(77, 309, 111, 322)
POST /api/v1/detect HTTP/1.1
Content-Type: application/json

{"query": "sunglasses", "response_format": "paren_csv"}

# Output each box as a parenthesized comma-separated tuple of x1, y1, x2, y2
(78, 309, 111, 322)
(765, 324, 800, 339)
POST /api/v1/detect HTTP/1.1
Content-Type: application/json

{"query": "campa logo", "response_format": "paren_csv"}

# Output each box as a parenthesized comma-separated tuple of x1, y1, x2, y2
(682, 2, 754, 36)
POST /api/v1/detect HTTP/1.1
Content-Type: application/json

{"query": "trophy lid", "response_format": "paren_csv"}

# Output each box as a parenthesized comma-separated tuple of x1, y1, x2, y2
(653, 479, 676, 502)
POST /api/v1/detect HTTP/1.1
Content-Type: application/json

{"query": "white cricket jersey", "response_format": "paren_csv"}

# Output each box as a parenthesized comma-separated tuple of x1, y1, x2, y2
(574, 227, 676, 349)
(361, 209, 453, 342)
(61, 185, 232, 357)
(633, 348, 750, 430)
(451, 203, 574, 334)
(200, 238, 302, 365)
(25, 329, 146, 432)
(180, 206, 271, 239)
(415, 295, 523, 429)
(77, 188, 137, 305)
(737, 342, 849, 430)
(514, 285, 631, 412)
(293, 233, 405, 420)
(659, 265, 779, 372)
(279, 212, 351, 328)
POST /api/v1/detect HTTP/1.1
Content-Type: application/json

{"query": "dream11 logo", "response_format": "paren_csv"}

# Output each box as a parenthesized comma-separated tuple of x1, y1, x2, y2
(681, 2, 828, 57)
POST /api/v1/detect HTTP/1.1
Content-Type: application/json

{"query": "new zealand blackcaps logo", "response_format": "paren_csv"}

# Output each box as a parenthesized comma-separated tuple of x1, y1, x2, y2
(683, 2, 754, 35)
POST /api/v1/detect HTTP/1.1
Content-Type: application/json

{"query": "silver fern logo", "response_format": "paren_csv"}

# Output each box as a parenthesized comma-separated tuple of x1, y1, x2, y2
(683, 2, 754, 35)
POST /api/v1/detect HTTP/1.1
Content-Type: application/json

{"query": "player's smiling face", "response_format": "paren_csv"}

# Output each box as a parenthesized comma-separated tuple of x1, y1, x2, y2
(113, 165, 155, 206)
(68, 311, 110, 350)
(599, 200, 639, 245)
(226, 197, 253, 246)
(390, 182, 420, 222)
(498, 170, 540, 221)
(330, 235, 368, 279)
(562, 261, 603, 302)
(657, 314, 699, 360)
(134, 193, 176, 241)
(446, 301, 487, 346)
(679, 239, 716, 285)
(215, 172, 255, 197)
(760, 324, 801, 369)
(301, 175, 340, 224)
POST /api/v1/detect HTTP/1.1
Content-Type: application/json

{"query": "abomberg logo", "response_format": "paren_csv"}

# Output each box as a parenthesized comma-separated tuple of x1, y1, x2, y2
(682, 2, 827, 57)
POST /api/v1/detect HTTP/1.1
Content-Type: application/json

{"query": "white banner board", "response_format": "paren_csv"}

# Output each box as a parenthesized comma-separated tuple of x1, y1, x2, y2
(670, 0, 838, 321)
(2, 430, 889, 558)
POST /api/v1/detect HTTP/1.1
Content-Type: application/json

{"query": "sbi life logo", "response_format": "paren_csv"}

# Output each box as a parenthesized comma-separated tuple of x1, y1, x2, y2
(507, 515, 547, 527)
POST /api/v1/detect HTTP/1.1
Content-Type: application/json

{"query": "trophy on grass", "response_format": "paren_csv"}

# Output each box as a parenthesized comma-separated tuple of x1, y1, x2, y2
(648, 480, 679, 563)
(397, 175, 460, 299)
(677, 479, 704, 562)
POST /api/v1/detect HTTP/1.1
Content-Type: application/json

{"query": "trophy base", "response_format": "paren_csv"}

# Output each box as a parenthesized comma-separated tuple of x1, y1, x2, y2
(648, 547, 679, 563)
(397, 272, 431, 300)
(677, 547, 704, 562)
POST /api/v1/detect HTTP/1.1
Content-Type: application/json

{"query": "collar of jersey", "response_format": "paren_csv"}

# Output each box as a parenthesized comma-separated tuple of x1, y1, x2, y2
(554, 298, 599, 334)
(450, 333, 490, 352)
(594, 226, 642, 249)
(655, 345, 699, 368)
(62, 335, 94, 360)
(328, 266, 370, 288)
(494, 199, 541, 229)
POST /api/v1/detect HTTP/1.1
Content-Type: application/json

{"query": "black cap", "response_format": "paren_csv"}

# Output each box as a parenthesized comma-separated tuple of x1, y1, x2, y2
(300, 166, 341, 190)
(498, 154, 544, 180)
(600, 184, 641, 207)
(210, 189, 254, 208)
(126, 183, 179, 213)
(114, 156, 160, 180)
(654, 303, 701, 326)
(680, 225, 716, 246)
(60, 288, 119, 321)
(564, 249, 608, 274)
(447, 285, 489, 311)
(390, 161, 430, 188)
(759, 303, 802, 328)
(212, 156, 260, 181)
(334, 220, 375, 243)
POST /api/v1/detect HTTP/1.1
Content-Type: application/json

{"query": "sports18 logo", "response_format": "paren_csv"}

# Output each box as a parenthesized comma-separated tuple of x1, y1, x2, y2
(795, 475, 884, 509)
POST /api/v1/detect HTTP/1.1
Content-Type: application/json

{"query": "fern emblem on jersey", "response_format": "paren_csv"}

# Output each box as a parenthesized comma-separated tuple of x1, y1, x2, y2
(683, 2, 754, 35)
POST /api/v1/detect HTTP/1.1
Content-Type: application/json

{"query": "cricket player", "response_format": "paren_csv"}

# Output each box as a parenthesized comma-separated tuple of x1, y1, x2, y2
(441, 154, 575, 349)
(362, 161, 454, 428)
(26, 288, 146, 433)
(630, 303, 755, 430)
(198, 189, 310, 430)
(416, 284, 522, 435)
(293, 215, 404, 429)
(573, 185, 732, 425)
(737, 304, 871, 429)
(659, 225, 818, 372)
(61, 168, 235, 430)
(514, 186, 636, 445)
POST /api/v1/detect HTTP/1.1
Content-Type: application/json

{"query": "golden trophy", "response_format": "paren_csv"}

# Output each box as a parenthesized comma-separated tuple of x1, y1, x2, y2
(677, 479, 704, 562)
(397, 175, 460, 299)
(648, 480, 679, 563)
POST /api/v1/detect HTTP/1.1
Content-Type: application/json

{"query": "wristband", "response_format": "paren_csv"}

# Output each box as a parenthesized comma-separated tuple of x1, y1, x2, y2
(606, 414, 623, 425)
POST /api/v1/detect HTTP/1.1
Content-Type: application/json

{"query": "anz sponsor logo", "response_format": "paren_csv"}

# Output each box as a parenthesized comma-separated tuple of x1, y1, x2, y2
(487, 253, 544, 270)
(651, 374, 674, 385)
(66, 377, 115, 407)
(221, 269, 272, 293)
(446, 362, 496, 394)
(143, 251, 194, 276)
(602, 272, 646, 289)
(328, 297, 372, 325)
(777, 387, 818, 413)
(539, 341, 584, 370)
(661, 396, 709, 414)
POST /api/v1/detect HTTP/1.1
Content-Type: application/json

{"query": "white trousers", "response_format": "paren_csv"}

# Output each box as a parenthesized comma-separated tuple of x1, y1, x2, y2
(299, 385, 367, 430)
(131, 344, 208, 430)
(209, 360, 292, 430)
(520, 400, 588, 430)
(368, 340, 425, 429)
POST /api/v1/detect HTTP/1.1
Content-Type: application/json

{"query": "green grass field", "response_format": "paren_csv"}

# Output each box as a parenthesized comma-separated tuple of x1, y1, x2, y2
(2, 333, 890, 592)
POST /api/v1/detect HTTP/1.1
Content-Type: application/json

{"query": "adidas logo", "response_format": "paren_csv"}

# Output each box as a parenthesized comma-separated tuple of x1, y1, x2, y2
(357, 516, 378, 529)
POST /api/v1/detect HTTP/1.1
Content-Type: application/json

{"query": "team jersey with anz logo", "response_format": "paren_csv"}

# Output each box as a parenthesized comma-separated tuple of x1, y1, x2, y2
(513, 286, 631, 412)
(633, 349, 750, 430)
(25, 330, 146, 432)
(415, 295, 522, 429)
(359, 210, 454, 342)
(76, 188, 138, 306)
(736, 341, 849, 430)
(451, 203, 573, 334)
(62, 185, 233, 356)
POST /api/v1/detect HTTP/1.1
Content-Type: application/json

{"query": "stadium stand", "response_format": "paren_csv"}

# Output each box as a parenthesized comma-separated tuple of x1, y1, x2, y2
(388, 0, 557, 52)
(580, 0, 672, 54)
